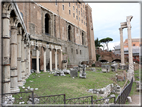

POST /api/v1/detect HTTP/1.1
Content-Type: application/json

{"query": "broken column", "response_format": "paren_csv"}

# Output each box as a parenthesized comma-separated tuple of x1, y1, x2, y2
(10, 17, 20, 93)
(126, 16, 134, 81)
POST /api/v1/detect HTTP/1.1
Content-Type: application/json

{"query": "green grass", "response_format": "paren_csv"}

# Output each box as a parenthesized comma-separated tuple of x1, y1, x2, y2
(22, 68, 127, 99)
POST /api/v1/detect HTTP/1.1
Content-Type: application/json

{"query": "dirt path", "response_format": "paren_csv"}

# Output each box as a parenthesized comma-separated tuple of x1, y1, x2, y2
(130, 94, 140, 104)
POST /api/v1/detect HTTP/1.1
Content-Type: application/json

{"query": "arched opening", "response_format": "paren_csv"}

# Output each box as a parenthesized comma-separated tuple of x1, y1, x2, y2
(100, 60, 108, 62)
(45, 13, 50, 34)
(82, 32, 84, 45)
(112, 59, 121, 63)
(10, 10, 16, 17)
(68, 25, 71, 41)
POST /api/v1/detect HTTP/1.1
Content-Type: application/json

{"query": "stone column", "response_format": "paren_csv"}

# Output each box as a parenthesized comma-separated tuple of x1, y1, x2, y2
(50, 49, 52, 71)
(58, 49, 62, 69)
(10, 17, 20, 93)
(126, 16, 134, 81)
(55, 49, 57, 70)
(26, 45, 29, 78)
(119, 28, 125, 69)
(24, 43, 28, 78)
(17, 27, 23, 86)
(36, 47, 40, 73)
(28, 45, 31, 76)
(2, 3, 11, 93)
(44, 48, 46, 72)
(21, 38, 26, 83)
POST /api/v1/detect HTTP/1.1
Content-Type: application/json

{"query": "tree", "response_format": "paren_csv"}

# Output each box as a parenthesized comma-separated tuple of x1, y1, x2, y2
(95, 38, 103, 49)
(100, 37, 113, 51)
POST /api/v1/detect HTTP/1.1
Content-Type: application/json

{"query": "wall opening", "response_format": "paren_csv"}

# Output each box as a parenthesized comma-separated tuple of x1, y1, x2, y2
(68, 25, 71, 41)
(45, 13, 50, 34)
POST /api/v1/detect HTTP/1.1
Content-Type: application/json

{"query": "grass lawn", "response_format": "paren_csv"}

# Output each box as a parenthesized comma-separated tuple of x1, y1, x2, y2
(21, 67, 128, 99)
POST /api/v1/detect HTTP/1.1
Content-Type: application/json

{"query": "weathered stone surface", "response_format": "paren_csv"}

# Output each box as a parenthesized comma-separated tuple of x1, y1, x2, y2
(78, 64, 86, 79)
(111, 62, 118, 72)
(101, 65, 110, 73)
(70, 69, 78, 77)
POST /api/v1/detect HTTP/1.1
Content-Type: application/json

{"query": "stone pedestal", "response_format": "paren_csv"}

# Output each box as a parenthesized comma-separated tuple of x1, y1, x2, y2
(10, 25, 20, 93)
(119, 64, 126, 70)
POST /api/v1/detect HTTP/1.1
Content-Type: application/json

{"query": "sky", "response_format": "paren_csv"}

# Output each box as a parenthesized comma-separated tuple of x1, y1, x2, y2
(88, 3, 140, 50)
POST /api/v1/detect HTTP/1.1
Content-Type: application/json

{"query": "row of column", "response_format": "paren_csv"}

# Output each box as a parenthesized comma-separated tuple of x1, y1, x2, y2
(119, 16, 134, 81)
(35, 47, 62, 73)
(2, 4, 31, 93)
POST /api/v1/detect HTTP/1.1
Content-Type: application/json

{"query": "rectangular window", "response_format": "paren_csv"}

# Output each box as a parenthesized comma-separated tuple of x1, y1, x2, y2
(80, 50, 82, 54)
(76, 16, 78, 20)
(73, 13, 75, 17)
(69, 10, 71, 14)
(71, 48, 73, 53)
(76, 49, 78, 54)
(62, 5, 64, 10)
(79, 11, 80, 15)
(73, 6, 75, 10)
(55, 0, 57, 5)
(69, 3, 70, 7)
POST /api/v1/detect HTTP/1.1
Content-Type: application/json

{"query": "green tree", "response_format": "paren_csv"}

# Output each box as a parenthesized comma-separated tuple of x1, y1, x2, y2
(100, 37, 113, 51)
(95, 38, 103, 49)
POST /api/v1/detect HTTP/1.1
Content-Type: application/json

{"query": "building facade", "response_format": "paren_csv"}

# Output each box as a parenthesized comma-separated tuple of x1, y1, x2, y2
(17, 0, 96, 70)
(1, 0, 96, 94)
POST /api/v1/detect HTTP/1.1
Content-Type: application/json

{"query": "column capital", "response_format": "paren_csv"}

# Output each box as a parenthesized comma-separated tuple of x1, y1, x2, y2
(2, 3, 12, 18)
(119, 28, 123, 30)
(17, 27, 22, 35)
(10, 17, 19, 28)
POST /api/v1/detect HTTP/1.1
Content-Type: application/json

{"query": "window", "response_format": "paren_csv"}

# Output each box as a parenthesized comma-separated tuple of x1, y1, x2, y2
(82, 32, 84, 45)
(71, 48, 73, 53)
(45, 13, 50, 34)
(76, 16, 78, 20)
(81, 20, 83, 23)
(80, 50, 82, 54)
(73, 6, 75, 10)
(79, 11, 80, 15)
(62, 5, 64, 10)
(73, 13, 75, 17)
(69, 10, 71, 14)
(65, 47, 67, 53)
(68, 25, 71, 41)
(69, 3, 70, 7)
(78, 4, 80, 8)
(55, 0, 57, 5)
(76, 49, 78, 54)
(140, 44, 142, 46)
(20, 12, 23, 18)
(79, 17, 80, 21)
(81, 8, 82, 12)
(76, 3, 77, 6)
(133, 44, 135, 46)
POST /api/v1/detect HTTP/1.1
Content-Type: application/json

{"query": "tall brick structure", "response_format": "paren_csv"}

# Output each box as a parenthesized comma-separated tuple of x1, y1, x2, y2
(17, 0, 96, 68)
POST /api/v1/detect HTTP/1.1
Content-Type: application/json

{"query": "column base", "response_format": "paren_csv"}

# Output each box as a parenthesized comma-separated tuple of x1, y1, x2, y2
(10, 87, 20, 93)
(119, 64, 126, 70)
(36, 71, 40, 73)
(18, 81, 24, 87)
(127, 69, 134, 81)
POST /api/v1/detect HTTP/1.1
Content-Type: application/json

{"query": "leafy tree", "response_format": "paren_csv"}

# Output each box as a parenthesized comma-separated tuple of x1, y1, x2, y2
(100, 37, 113, 51)
(95, 38, 103, 49)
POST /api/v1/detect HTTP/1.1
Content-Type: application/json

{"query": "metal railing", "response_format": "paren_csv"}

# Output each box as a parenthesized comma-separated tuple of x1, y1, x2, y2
(93, 96, 116, 104)
(66, 96, 93, 104)
(115, 77, 133, 104)
(34, 94, 65, 104)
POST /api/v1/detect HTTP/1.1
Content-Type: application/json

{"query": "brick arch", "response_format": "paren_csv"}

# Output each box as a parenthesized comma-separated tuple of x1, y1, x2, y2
(112, 59, 121, 63)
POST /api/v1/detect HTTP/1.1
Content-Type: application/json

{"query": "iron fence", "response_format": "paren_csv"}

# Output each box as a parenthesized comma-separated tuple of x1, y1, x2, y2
(115, 77, 133, 104)
(66, 96, 93, 104)
(34, 94, 65, 104)
(93, 96, 116, 104)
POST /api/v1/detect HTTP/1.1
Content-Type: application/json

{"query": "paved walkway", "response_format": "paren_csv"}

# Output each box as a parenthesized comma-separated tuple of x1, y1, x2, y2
(130, 94, 140, 105)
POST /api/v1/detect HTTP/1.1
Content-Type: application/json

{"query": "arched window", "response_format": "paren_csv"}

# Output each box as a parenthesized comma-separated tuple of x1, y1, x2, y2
(68, 25, 71, 41)
(82, 32, 84, 45)
(45, 13, 50, 34)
